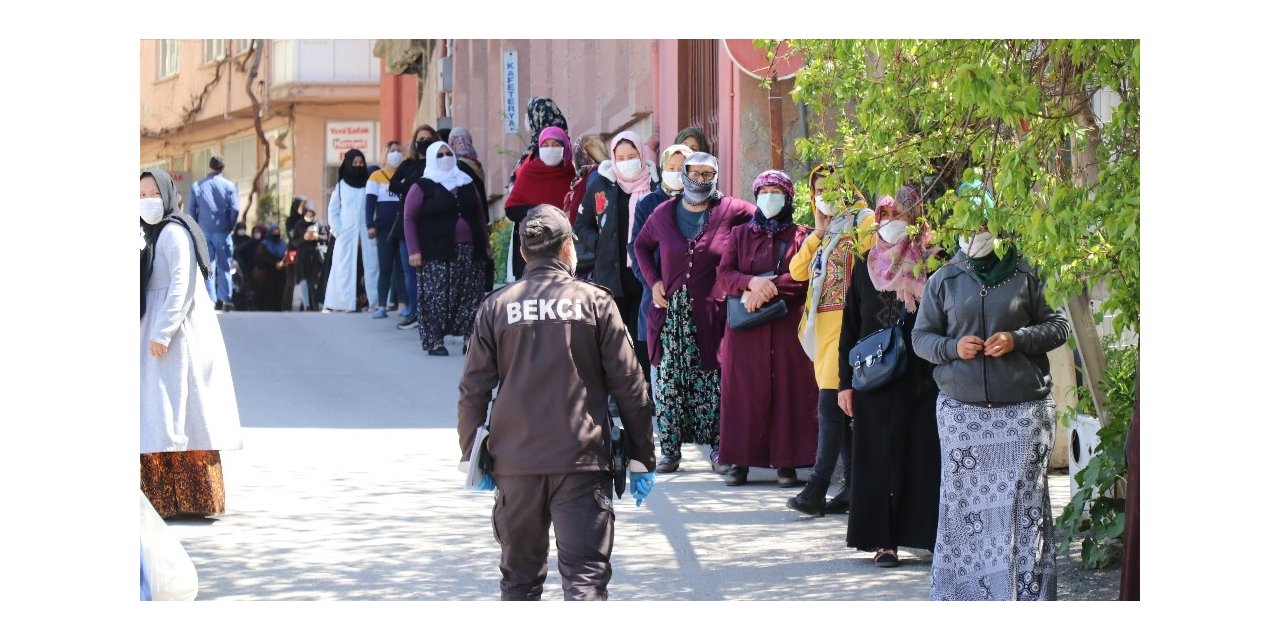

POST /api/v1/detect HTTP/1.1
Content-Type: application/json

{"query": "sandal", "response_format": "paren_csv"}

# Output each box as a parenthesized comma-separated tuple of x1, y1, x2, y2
(873, 548, 900, 568)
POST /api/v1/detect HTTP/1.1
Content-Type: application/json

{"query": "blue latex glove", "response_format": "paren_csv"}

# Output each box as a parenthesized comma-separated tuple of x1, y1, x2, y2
(629, 471, 656, 506)
(477, 473, 496, 491)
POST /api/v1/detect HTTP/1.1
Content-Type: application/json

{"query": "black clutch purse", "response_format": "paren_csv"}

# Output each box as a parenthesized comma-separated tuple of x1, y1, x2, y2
(848, 303, 909, 392)
(726, 239, 791, 331)
(727, 287, 788, 331)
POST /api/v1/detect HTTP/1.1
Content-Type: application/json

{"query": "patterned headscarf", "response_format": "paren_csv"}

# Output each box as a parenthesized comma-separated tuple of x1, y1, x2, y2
(448, 127, 479, 162)
(526, 96, 568, 145)
(866, 185, 938, 312)
(750, 170, 796, 232)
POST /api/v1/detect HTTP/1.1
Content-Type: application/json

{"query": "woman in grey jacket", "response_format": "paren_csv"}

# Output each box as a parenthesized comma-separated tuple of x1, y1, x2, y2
(911, 183, 1070, 600)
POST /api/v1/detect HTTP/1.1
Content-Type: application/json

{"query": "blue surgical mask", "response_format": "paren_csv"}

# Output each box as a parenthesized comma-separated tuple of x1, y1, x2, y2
(756, 193, 786, 219)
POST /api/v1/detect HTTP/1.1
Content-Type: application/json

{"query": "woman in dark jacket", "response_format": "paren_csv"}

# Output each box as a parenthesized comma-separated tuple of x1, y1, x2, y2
(715, 170, 817, 487)
(403, 141, 489, 356)
(912, 181, 1070, 600)
(837, 187, 943, 570)
(291, 204, 323, 311)
(388, 125, 441, 329)
(633, 152, 754, 475)
(573, 131, 657, 350)
(253, 224, 289, 311)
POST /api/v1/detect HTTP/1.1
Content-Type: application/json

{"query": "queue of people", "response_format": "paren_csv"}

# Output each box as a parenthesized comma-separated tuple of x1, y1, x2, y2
(149, 93, 1073, 602)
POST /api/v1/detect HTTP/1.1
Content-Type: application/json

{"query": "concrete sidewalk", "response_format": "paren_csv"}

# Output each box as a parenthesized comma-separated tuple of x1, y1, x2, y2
(166, 310, 1117, 600)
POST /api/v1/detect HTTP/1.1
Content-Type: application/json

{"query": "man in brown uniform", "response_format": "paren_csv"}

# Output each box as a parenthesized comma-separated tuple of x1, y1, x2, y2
(458, 204, 656, 601)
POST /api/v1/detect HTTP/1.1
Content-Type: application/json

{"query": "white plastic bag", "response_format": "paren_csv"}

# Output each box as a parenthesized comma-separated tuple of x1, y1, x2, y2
(139, 491, 199, 601)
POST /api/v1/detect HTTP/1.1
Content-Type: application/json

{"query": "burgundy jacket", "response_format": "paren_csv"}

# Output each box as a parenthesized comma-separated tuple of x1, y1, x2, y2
(633, 195, 755, 369)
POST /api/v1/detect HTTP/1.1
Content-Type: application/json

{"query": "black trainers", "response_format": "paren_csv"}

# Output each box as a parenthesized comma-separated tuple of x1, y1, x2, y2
(397, 315, 418, 330)
(427, 346, 449, 356)
(786, 483, 827, 517)
(824, 494, 850, 514)
(724, 465, 748, 486)
(656, 455, 681, 473)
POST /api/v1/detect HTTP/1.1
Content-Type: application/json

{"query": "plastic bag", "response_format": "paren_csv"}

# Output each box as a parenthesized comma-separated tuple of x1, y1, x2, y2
(139, 490, 199, 601)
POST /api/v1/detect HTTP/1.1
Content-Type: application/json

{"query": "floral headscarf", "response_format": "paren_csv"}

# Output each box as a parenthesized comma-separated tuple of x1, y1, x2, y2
(865, 185, 939, 312)
(526, 97, 568, 145)
(448, 127, 479, 162)
(750, 169, 796, 232)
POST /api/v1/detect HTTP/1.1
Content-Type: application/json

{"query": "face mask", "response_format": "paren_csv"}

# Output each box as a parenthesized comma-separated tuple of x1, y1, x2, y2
(539, 147, 564, 166)
(253, 233, 262, 241)
(960, 231, 995, 258)
(814, 196, 834, 217)
(615, 159, 643, 180)
(415, 139, 432, 155)
(680, 171, 716, 205)
(756, 193, 786, 219)
(140, 197, 164, 225)
(386, 151, 404, 166)
(878, 219, 909, 243)
(436, 155, 457, 173)
(662, 171, 684, 192)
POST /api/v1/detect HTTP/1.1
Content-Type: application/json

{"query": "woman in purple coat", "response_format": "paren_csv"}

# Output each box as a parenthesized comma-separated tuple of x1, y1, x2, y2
(633, 152, 754, 474)
(715, 171, 819, 487)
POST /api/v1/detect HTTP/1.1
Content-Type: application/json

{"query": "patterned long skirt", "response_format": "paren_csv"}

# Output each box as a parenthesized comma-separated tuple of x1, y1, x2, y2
(929, 393, 1058, 601)
(417, 243, 486, 352)
(140, 451, 225, 519)
(652, 287, 721, 459)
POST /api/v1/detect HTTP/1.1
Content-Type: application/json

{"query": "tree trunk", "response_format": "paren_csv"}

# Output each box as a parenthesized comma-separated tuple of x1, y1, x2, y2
(245, 40, 271, 227)
(1069, 89, 1109, 426)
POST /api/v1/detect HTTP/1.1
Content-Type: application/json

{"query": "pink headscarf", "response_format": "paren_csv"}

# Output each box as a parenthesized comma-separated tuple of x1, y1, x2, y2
(610, 131, 654, 265)
(866, 186, 938, 312)
(536, 126, 573, 167)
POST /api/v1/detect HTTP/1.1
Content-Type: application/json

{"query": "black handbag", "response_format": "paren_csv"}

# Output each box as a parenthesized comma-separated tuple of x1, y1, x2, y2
(848, 303, 909, 392)
(726, 237, 790, 331)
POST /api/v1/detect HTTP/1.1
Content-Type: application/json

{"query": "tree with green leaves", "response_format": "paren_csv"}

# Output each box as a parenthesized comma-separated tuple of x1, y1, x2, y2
(770, 39, 1139, 568)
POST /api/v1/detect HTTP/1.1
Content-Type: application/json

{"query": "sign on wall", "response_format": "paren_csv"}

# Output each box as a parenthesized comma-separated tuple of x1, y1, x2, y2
(325, 121, 377, 165)
(503, 51, 519, 134)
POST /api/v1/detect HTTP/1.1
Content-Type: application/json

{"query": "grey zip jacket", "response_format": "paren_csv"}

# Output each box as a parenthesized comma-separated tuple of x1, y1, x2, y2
(911, 252, 1070, 405)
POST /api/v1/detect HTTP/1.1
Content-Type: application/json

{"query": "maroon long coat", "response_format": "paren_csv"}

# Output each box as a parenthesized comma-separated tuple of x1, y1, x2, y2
(633, 195, 755, 369)
(715, 222, 819, 468)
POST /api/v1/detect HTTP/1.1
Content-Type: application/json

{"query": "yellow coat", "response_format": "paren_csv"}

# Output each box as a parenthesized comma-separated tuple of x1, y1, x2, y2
(789, 215, 876, 389)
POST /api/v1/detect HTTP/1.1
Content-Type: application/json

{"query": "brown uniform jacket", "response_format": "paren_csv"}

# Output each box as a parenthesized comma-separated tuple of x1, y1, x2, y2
(457, 258, 655, 475)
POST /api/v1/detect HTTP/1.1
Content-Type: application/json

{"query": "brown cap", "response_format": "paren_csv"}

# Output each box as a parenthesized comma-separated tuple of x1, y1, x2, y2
(518, 204, 576, 253)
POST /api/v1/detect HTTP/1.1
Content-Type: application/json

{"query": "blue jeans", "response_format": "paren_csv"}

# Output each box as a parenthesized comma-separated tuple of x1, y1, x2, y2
(399, 239, 417, 314)
(204, 230, 233, 303)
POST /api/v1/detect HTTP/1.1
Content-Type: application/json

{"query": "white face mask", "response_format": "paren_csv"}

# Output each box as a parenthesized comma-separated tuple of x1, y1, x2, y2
(878, 219, 909, 244)
(538, 147, 564, 166)
(756, 193, 786, 219)
(960, 231, 995, 258)
(386, 151, 404, 167)
(814, 196, 834, 217)
(662, 171, 684, 191)
(140, 197, 164, 225)
(615, 159, 643, 179)
(436, 155, 457, 173)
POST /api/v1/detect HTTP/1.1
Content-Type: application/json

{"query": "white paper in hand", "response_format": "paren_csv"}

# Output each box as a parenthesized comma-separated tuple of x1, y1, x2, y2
(462, 426, 490, 490)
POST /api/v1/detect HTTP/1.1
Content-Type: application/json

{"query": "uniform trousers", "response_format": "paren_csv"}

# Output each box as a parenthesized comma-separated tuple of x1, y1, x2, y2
(491, 471, 615, 601)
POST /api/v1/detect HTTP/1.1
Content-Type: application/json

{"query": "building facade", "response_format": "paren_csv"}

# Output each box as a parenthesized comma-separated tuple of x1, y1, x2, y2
(140, 39, 382, 228)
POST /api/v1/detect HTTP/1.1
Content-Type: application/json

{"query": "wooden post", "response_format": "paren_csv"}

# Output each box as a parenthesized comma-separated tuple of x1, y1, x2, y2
(769, 71, 784, 170)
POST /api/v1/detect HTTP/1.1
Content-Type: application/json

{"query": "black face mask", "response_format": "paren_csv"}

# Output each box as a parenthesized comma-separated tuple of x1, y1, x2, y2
(415, 139, 433, 155)
(270, 233, 282, 239)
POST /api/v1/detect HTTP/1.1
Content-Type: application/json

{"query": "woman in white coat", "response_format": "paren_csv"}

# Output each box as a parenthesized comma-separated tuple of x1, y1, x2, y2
(323, 149, 369, 312)
(140, 169, 243, 518)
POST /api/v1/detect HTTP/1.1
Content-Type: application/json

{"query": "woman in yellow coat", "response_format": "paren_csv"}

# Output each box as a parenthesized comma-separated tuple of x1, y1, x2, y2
(784, 164, 875, 516)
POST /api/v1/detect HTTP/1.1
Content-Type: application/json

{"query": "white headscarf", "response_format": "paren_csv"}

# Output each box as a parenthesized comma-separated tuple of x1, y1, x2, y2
(423, 141, 474, 191)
